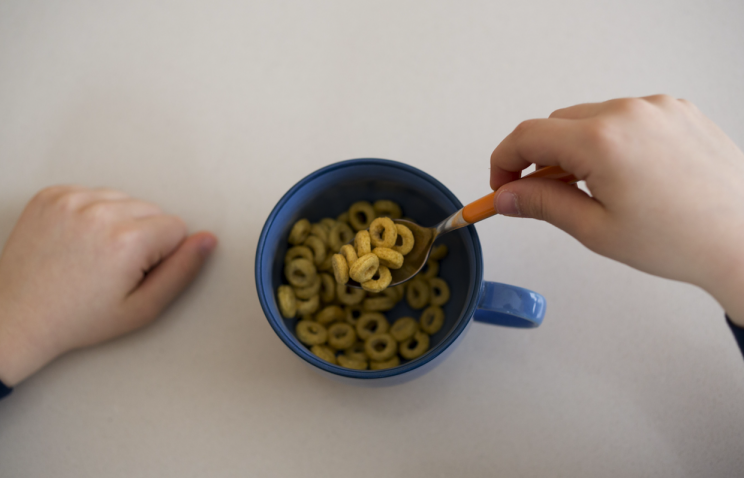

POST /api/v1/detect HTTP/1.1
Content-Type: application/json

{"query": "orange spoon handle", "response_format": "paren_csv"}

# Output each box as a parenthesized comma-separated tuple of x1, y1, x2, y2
(461, 165, 578, 223)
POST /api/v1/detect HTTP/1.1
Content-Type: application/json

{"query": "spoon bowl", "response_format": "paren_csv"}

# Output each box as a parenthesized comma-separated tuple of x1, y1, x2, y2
(346, 219, 437, 289)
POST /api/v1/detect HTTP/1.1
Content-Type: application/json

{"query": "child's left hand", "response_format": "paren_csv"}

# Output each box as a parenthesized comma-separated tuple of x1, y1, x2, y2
(0, 186, 217, 386)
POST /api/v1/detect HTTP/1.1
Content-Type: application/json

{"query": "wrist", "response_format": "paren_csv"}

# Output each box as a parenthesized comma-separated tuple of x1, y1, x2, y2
(700, 252, 744, 328)
(0, 298, 60, 387)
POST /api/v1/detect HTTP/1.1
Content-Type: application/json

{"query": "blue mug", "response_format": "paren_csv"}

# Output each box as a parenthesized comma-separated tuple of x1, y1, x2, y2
(255, 159, 546, 384)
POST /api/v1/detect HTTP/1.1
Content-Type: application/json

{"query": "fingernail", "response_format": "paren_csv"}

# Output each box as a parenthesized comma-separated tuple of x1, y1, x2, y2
(495, 191, 520, 216)
(199, 235, 217, 256)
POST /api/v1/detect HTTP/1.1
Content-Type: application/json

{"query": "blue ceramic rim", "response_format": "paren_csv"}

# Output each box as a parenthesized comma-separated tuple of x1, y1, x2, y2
(255, 158, 484, 379)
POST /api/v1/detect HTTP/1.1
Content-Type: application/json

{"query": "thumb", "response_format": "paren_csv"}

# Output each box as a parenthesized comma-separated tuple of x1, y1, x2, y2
(125, 231, 218, 326)
(494, 178, 605, 240)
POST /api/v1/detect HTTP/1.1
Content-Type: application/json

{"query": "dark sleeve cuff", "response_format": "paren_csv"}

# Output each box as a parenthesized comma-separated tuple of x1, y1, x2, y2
(0, 379, 12, 400)
(726, 315, 744, 360)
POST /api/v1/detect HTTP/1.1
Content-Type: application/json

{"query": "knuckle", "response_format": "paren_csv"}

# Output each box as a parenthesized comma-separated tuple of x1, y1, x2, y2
(110, 225, 145, 255)
(81, 202, 115, 222)
(582, 119, 620, 151)
(165, 215, 188, 238)
(644, 94, 676, 107)
(613, 97, 648, 115)
(521, 189, 547, 221)
(46, 188, 95, 213)
(53, 192, 83, 212)
(677, 97, 699, 111)
(512, 119, 539, 138)
(34, 186, 65, 202)
(534, 193, 549, 221)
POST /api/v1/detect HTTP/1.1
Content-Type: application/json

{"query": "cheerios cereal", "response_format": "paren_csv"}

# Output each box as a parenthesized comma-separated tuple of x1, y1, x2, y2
(369, 217, 398, 248)
(373, 200, 402, 219)
(349, 253, 380, 283)
(275, 199, 453, 370)
(311, 344, 337, 364)
(420, 305, 445, 335)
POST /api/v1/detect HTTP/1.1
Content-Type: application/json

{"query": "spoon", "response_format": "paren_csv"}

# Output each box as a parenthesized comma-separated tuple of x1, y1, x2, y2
(347, 165, 578, 289)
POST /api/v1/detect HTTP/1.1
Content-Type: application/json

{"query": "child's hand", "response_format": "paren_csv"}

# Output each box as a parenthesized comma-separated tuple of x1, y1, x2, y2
(0, 187, 217, 386)
(490, 95, 744, 325)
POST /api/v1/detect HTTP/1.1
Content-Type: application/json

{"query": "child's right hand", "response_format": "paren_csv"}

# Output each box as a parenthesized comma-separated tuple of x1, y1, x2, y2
(489, 95, 744, 325)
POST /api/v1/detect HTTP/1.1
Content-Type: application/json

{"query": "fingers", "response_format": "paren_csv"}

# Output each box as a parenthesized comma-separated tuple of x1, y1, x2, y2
(490, 118, 589, 190)
(494, 178, 606, 243)
(35, 186, 131, 213)
(549, 102, 605, 119)
(82, 199, 163, 220)
(124, 232, 218, 327)
(134, 215, 190, 271)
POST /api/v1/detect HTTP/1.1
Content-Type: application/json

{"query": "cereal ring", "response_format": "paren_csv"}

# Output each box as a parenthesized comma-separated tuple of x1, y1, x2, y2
(421, 259, 439, 279)
(387, 284, 406, 303)
(336, 283, 365, 306)
(337, 354, 367, 370)
(309, 223, 329, 245)
(370, 356, 400, 370)
(296, 320, 327, 346)
(399, 330, 430, 360)
(328, 222, 355, 252)
(296, 294, 320, 316)
(406, 277, 430, 309)
(336, 212, 350, 224)
(328, 322, 357, 350)
(319, 273, 336, 303)
(362, 296, 396, 312)
(373, 247, 404, 269)
(285, 245, 313, 264)
(277, 285, 297, 318)
(365, 333, 398, 361)
(390, 316, 418, 342)
(349, 253, 380, 283)
(294, 275, 321, 299)
(318, 253, 334, 272)
(356, 312, 390, 340)
(303, 236, 326, 266)
(311, 344, 337, 364)
(320, 218, 337, 230)
(369, 217, 397, 248)
(429, 243, 449, 261)
(285, 258, 317, 288)
(343, 341, 367, 362)
(354, 230, 372, 256)
(392, 224, 414, 255)
(315, 305, 345, 325)
(372, 200, 402, 219)
(361, 266, 392, 293)
(331, 254, 349, 285)
(344, 305, 365, 326)
(340, 244, 358, 265)
(428, 277, 451, 306)
(420, 306, 445, 334)
(348, 201, 376, 231)
(288, 218, 311, 245)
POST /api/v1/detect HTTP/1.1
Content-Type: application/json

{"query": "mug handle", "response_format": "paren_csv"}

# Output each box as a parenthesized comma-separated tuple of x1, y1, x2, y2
(473, 281, 546, 328)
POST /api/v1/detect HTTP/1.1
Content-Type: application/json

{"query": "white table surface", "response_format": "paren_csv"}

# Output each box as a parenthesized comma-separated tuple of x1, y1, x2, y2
(1, 1, 743, 477)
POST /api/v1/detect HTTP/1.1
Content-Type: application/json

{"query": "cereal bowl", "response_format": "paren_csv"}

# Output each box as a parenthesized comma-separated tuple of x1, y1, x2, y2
(255, 158, 546, 384)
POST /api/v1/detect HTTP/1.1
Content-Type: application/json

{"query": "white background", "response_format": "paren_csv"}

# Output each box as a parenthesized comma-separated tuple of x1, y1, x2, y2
(1, 1, 743, 477)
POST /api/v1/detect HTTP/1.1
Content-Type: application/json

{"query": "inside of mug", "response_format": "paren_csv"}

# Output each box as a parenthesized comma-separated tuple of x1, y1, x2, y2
(260, 160, 481, 377)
